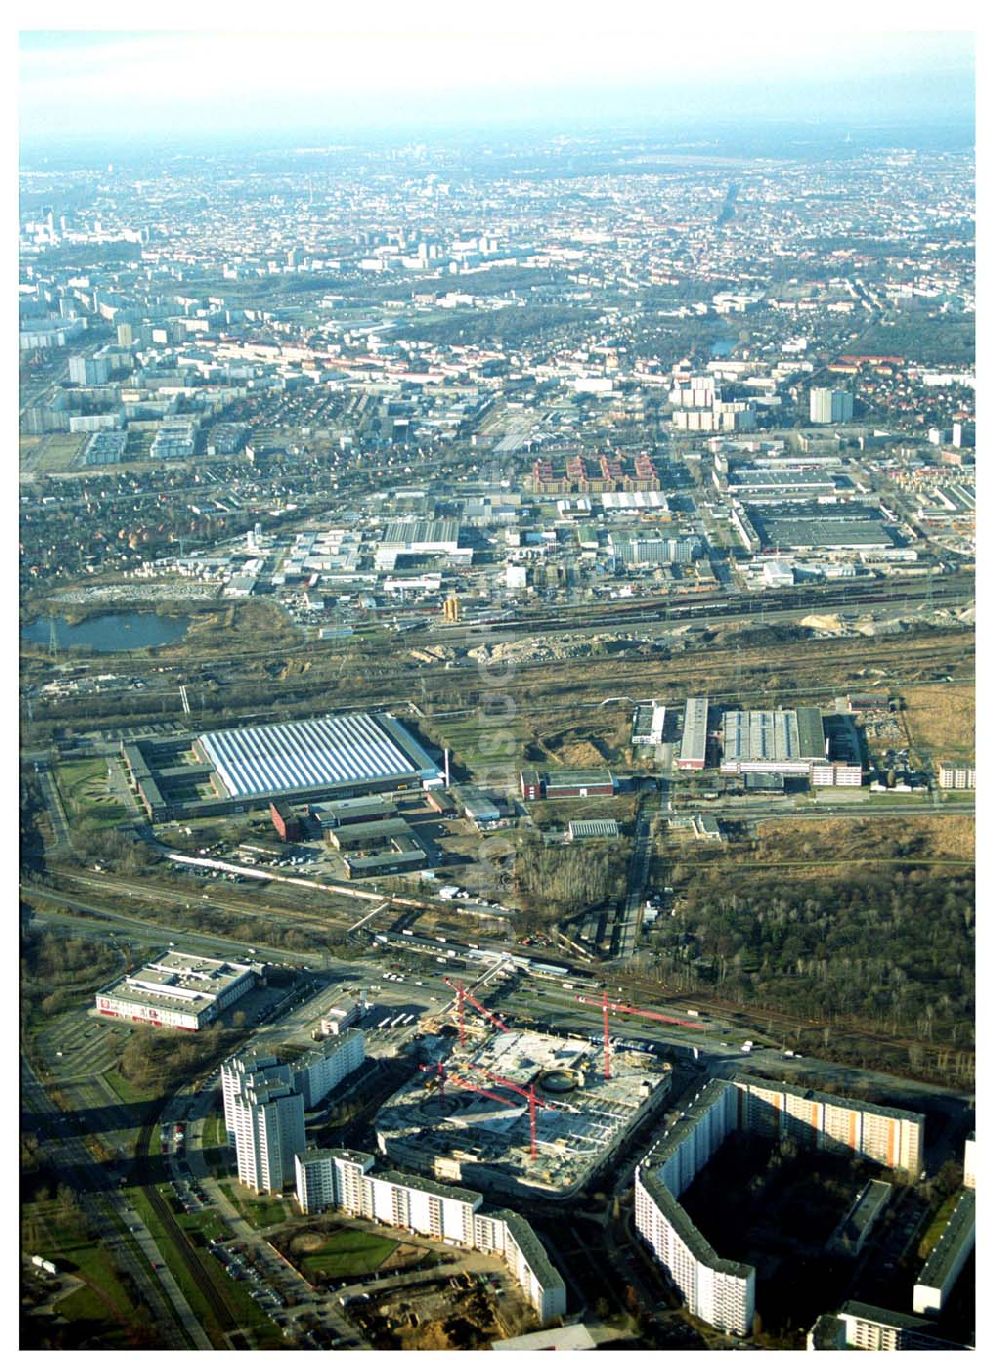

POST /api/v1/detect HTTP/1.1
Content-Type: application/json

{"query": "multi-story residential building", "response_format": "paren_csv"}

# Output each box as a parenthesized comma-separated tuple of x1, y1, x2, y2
(809, 387, 854, 424)
(292, 1030, 365, 1109)
(963, 1134, 975, 1189)
(810, 1302, 967, 1351)
(293, 1148, 565, 1323)
(220, 1050, 285, 1139)
(635, 1165, 755, 1336)
(912, 1191, 975, 1316)
(937, 762, 976, 790)
(635, 1077, 925, 1335)
(231, 1068, 306, 1194)
(732, 1077, 924, 1175)
(69, 352, 111, 386)
(634, 1079, 755, 1336)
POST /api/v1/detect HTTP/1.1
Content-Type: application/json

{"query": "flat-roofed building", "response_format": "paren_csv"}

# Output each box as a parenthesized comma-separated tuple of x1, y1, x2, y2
(828, 1180, 892, 1256)
(231, 1069, 306, 1195)
(220, 1050, 284, 1139)
(544, 768, 615, 799)
(913, 1191, 975, 1316)
(293, 1148, 565, 1322)
(343, 840, 426, 878)
(938, 762, 976, 791)
(810, 1302, 968, 1351)
(732, 1076, 924, 1175)
(195, 711, 441, 805)
(720, 707, 827, 776)
(380, 518, 460, 554)
(568, 819, 620, 840)
(636, 1075, 924, 1335)
(327, 817, 413, 851)
(95, 951, 256, 1031)
(453, 786, 502, 826)
(632, 701, 666, 746)
(291, 1030, 365, 1109)
(310, 796, 395, 829)
(677, 698, 709, 770)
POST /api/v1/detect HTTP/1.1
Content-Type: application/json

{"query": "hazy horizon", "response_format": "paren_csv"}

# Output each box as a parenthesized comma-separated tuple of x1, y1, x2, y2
(20, 27, 975, 159)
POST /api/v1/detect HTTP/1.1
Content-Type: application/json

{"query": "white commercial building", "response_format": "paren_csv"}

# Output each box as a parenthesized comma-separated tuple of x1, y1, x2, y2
(95, 951, 256, 1031)
(720, 707, 827, 777)
(677, 697, 709, 770)
(294, 1148, 565, 1323)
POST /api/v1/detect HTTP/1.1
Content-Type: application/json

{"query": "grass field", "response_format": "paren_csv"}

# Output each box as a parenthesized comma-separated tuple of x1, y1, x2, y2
(918, 1192, 960, 1261)
(289, 1226, 398, 1281)
(127, 1183, 280, 1347)
(428, 714, 532, 778)
(54, 758, 127, 828)
(32, 433, 89, 473)
(902, 683, 975, 763)
(23, 1198, 143, 1348)
(749, 813, 974, 868)
(218, 1182, 289, 1230)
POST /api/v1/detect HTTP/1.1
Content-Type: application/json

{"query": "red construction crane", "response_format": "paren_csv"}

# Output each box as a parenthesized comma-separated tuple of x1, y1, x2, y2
(417, 1063, 527, 1128)
(444, 978, 508, 1046)
(576, 991, 708, 1079)
(467, 1066, 540, 1159)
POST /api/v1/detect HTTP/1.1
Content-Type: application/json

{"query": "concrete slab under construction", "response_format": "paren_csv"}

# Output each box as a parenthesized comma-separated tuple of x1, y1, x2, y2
(374, 1027, 671, 1202)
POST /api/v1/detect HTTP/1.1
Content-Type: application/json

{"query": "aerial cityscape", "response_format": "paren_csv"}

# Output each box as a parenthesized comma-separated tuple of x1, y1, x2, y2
(19, 24, 975, 1354)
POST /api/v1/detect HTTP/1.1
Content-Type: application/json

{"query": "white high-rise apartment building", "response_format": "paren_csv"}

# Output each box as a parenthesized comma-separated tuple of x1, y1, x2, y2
(220, 1050, 283, 1140)
(293, 1030, 365, 1109)
(635, 1076, 924, 1335)
(231, 1072, 306, 1194)
(810, 387, 854, 424)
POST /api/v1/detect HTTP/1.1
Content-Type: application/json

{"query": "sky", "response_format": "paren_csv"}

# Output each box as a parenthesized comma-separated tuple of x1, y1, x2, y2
(17, 13, 977, 148)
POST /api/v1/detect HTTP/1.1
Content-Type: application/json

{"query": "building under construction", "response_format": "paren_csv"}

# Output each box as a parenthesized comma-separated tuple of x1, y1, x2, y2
(374, 1025, 671, 1202)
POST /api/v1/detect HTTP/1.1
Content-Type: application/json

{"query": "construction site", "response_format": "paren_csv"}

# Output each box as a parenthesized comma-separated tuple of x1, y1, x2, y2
(374, 980, 672, 1201)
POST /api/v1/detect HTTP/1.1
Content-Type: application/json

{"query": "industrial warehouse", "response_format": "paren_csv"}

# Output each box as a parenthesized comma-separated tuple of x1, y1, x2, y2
(121, 710, 442, 820)
(375, 1027, 671, 1201)
(94, 950, 258, 1030)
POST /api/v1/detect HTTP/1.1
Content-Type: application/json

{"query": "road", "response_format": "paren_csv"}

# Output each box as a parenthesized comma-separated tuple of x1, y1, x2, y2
(21, 1056, 208, 1349)
(493, 979, 972, 1125)
(34, 760, 73, 855)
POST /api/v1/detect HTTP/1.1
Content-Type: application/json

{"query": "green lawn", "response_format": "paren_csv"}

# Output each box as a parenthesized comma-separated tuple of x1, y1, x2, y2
(25, 1202, 143, 1346)
(54, 758, 128, 827)
(126, 1184, 280, 1347)
(919, 1192, 960, 1260)
(294, 1227, 398, 1281)
(218, 1181, 289, 1230)
(429, 715, 531, 776)
(102, 1068, 155, 1108)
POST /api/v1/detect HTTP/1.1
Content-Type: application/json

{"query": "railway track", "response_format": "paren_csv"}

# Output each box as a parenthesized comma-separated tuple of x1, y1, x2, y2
(134, 1119, 245, 1348)
(28, 622, 974, 741)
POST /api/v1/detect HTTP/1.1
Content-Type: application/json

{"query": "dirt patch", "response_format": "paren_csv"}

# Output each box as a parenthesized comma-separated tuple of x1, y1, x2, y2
(291, 1231, 328, 1254)
(902, 684, 975, 762)
(752, 814, 974, 866)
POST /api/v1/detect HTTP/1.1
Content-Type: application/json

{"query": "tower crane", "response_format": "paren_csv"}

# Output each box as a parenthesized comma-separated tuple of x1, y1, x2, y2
(575, 990, 708, 1079)
(443, 977, 508, 1046)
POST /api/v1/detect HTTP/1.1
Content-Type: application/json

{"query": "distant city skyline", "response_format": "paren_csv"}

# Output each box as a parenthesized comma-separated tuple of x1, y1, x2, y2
(19, 24, 975, 149)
